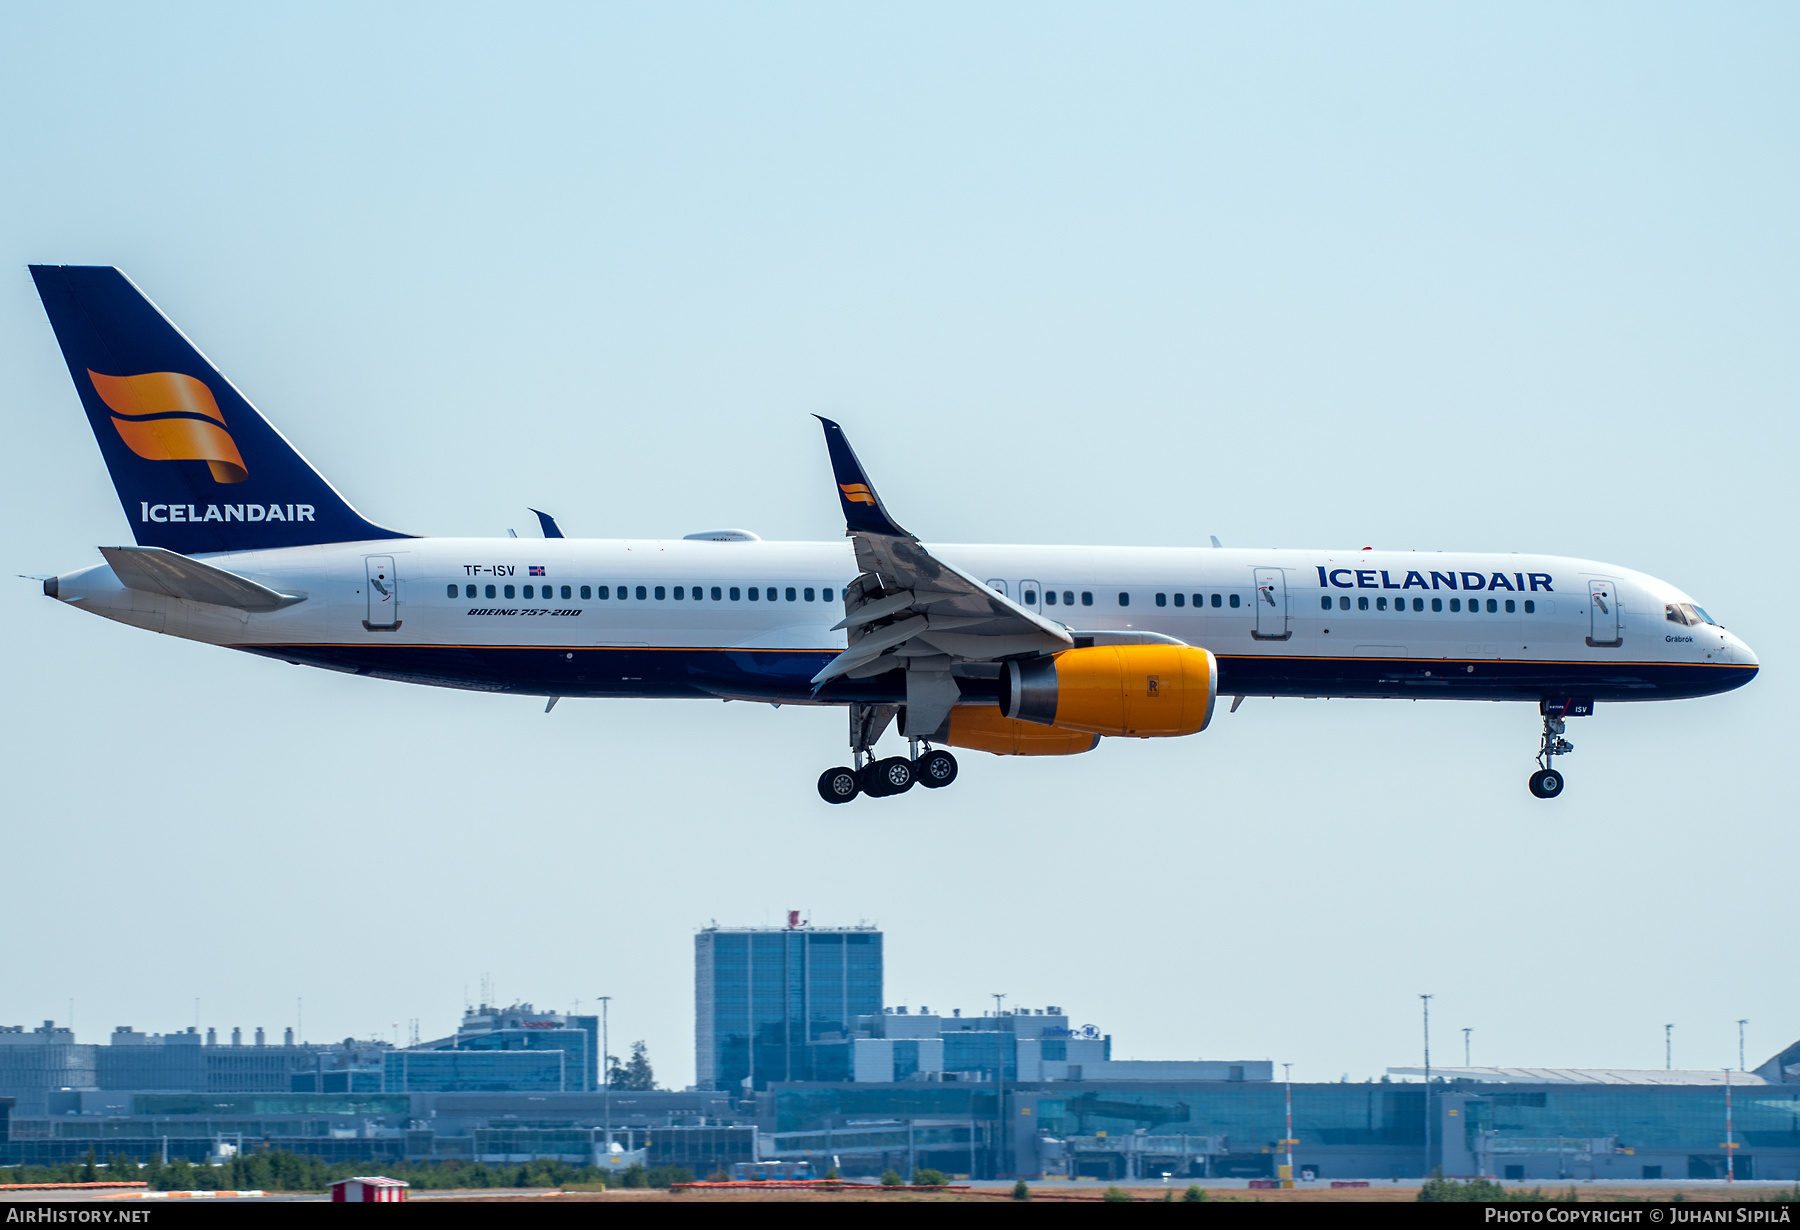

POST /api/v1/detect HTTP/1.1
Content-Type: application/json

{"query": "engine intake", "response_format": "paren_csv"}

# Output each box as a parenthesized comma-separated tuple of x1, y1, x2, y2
(999, 644, 1217, 738)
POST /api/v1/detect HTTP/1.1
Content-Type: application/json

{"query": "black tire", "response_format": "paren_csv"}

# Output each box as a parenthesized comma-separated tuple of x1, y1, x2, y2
(916, 749, 959, 788)
(817, 766, 860, 804)
(1528, 768, 1564, 799)
(868, 756, 914, 796)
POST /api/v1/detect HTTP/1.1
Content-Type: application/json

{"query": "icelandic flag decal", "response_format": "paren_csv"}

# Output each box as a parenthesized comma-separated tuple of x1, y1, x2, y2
(529, 566, 546, 576)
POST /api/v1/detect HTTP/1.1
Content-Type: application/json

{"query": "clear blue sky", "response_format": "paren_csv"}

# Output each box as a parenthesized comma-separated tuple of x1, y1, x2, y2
(1, 2, 1793, 1084)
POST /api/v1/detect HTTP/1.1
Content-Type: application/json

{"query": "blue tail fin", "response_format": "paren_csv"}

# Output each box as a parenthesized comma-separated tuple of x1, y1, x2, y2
(30, 265, 409, 554)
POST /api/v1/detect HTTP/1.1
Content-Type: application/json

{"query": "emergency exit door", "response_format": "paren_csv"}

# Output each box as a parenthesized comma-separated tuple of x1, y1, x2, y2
(1587, 580, 1621, 646)
(1252, 568, 1290, 640)
(365, 556, 400, 630)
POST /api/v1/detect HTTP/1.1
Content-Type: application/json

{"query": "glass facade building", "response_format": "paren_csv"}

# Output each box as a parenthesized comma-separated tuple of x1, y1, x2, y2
(695, 926, 882, 1090)
(383, 1049, 568, 1093)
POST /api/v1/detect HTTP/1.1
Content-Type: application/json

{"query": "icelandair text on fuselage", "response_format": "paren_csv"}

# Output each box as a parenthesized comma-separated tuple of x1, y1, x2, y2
(1318, 566, 1554, 593)
(140, 502, 314, 524)
(1484, 1209, 1789, 1225)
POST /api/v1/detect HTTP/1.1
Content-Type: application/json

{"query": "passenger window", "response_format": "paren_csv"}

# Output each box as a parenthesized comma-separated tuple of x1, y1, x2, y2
(1358, 596, 1369, 611)
(1044, 590, 1057, 606)
(673, 586, 684, 600)
(504, 585, 515, 599)
(1118, 592, 1130, 607)
(523, 585, 534, 598)
(1155, 593, 1167, 607)
(1338, 596, 1350, 611)
(1320, 596, 1332, 611)
(804, 587, 815, 602)
(1413, 598, 1423, 612)
(1081, 592, 1093, 606)
(1486, 598, 1498, 613)
(1376, 597, 1386, 611)
(1064, 591, 1074, 605)
(1450, 598, 1461, 612)
(824, 588, 835, 602)
(598, 586, 610, 599)
(730, 587, 741, 601)
(485, 584, 496, 599)
(652, 586, 665, 600)
(1173, 593, 1184, 607)
(1023, 589, 1037, 604)
(1211, 594, 1221, 608)
(748, 588, 759, 601)
(635, 585, 647, 600)
(446, 584, 457, 598)
(712, 586, 722, 601)
(466, 584, 477, 599)
(1524, 600, 1535, 614)
(580, 585, 591, 600)
(1229, 594, 1240, 608)
(1505, 599, 1515, 614)
(1431, 598, 1442, 612)
(786, 587, 797, 602)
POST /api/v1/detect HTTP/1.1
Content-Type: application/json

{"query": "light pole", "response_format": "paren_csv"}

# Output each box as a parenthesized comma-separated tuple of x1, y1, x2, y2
(991, 993, 1007, 1181)
(1282, 1063, 1295, 1186)
(1665, 1024, 1673, 1071)
(1738, 1020, 1748, 1072)
(1725, 1068, 1735, 1183)
(1420, 995, 1434, 1179)
(598, 995, 612, 1153)
(1463, 1029, 1472, 1069)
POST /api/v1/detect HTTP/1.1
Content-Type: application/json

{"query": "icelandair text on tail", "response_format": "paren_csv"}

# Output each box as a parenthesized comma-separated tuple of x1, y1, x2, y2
(141, 502, 313, 523)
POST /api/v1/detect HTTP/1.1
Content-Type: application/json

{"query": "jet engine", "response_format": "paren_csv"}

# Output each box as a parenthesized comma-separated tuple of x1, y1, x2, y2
(998, 644, 1217, 738)
(941, 706, 1101, 756)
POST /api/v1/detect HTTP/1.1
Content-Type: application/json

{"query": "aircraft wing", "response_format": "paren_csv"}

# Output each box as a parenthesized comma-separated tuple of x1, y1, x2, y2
(812, 418, 1071, 734)
(99, 545, 305, 612)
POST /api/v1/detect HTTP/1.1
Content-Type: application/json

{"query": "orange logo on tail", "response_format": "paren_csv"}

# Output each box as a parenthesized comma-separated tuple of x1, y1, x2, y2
(88, 369, 248, 484)
(838, 483, 875, 506)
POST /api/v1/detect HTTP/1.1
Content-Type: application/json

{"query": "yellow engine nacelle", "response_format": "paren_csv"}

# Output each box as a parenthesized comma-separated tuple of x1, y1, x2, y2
(942, 706, 1101, 756)
(999, 643, 1217, 738)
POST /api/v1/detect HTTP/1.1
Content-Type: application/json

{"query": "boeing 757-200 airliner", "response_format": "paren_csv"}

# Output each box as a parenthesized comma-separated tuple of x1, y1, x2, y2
(27, 265, 1759, 801)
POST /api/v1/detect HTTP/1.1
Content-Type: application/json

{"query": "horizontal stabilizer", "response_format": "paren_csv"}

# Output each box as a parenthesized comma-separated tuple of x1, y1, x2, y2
(99, 545, 305, 612)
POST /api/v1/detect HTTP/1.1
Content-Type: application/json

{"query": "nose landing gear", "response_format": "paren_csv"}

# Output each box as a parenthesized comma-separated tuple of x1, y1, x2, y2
(1529, 699, 1590, 798)
(817, 703, 960, 803)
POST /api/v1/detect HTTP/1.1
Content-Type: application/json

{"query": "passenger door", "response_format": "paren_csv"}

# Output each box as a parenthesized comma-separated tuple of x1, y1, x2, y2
(365, 556, 399, 630)
(1587, 580, 1621, 647)
(1252, 568, 1289, 640)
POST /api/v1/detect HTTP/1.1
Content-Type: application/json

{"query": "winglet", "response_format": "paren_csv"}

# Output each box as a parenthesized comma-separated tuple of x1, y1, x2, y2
(814, 417, 910, 538)
(530, 508, 565, 539)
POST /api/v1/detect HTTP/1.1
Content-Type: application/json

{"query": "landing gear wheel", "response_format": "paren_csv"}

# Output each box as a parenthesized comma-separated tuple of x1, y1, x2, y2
(916, 749, 958, 788)
(818, 766, 860, 804)
(1528, 768, 1564, 799)
(864, 756, 914, 797)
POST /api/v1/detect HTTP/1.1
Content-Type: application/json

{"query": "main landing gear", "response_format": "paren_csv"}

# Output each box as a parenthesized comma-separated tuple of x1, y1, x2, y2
(816, 745, 960, 804)
(1529, 699, 1589, 799)
(817, 704, 960, 804)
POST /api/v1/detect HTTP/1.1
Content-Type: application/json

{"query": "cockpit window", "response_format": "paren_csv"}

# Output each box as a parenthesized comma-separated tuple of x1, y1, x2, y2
(1666, 603, 1716, 627)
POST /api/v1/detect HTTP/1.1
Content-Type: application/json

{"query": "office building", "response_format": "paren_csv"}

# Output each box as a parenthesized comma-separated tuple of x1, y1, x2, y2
(384, 1003, 599, 1093)
(695, 922, 882, 1091)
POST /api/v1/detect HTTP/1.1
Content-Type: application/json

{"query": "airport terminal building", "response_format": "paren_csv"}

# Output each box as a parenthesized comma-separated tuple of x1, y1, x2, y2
(3, 922, 1797, 1180)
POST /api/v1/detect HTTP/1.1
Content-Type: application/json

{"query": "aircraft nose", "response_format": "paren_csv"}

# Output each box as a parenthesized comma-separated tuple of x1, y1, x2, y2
(1731, 633, 1759, 668)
